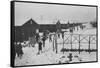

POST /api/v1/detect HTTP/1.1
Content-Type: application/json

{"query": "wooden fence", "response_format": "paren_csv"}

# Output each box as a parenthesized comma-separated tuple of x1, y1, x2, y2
(53, 33, 97, 54)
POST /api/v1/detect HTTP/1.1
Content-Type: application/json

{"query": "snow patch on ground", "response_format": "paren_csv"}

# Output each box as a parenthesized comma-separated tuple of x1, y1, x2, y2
(15, 24, 97, 66)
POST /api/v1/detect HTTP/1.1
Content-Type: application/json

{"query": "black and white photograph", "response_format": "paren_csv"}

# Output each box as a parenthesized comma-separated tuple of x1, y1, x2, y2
(11, 1, 98, 67)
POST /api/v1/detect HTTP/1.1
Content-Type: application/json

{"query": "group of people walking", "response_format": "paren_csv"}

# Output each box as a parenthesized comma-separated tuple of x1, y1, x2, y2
(35, 32, 47, 55)
(14, 30, 66, 62)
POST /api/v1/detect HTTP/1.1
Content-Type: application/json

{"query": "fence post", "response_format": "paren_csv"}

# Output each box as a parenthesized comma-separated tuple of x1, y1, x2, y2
(88, 35, 91, 54)
(79, 34, 80, 54)
(71, 34, 72, 50)
(63, 33, 64, 54)
(53, 34, 55, 52)
(55, 34, 57, 54)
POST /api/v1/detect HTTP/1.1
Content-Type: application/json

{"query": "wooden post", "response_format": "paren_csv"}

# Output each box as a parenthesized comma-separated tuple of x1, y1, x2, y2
(63, 34, 64, 54)
(71, 34, 72, 50)
(88, 36, 91, 54)
(53, 35, 55, 51)
(63, 35, 64, 49)
(79, 35, 81, 54)
(55, 34, 57, 54)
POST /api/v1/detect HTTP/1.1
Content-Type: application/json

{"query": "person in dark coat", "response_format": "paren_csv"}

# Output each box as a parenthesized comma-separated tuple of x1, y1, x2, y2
(37, 40, 42, 55)
(58, 33, 60, 38)
(16, 42, 23, 59)
(19, 43, 23, 58)
(49, 34, 52, 42)
(62, 32, 64, 39)
(70, 28, 73, 33)
(35, 33, 40, 43)
(42, 36, 46, 47)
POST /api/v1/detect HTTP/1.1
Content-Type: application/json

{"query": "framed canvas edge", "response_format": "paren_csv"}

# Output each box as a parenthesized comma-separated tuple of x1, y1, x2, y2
(10, 1, 98, 67)
(11, 1, 15, 67)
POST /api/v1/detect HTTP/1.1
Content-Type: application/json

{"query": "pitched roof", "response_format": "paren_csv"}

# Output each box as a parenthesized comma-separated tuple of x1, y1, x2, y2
(56, 20, 61, 24)
(22, 18, 39, 27)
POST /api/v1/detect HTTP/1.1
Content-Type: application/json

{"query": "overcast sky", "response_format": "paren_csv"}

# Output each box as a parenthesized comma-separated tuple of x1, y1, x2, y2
(15, 2, 96, 26)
